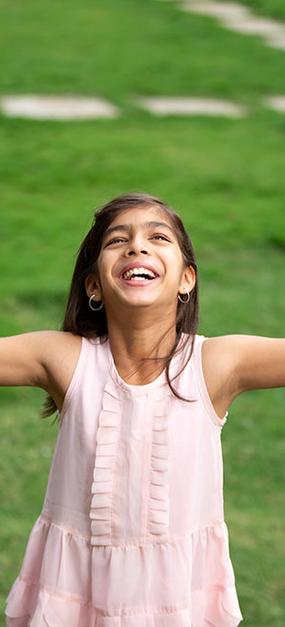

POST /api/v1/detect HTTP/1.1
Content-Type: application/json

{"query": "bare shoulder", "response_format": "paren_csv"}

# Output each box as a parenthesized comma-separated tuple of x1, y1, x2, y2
(39, 330, 83, 413)
(200, 334, 241, 419)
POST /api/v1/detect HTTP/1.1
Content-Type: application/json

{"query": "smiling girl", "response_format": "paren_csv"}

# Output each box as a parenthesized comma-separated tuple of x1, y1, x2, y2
(3, 192, 285, 626)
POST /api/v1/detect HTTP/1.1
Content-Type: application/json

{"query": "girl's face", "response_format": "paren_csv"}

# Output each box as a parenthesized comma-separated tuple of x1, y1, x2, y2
(87, 205, 196, 315)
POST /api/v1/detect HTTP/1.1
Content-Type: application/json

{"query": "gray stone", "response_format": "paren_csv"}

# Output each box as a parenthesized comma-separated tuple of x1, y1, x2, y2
(0, 95, 119, 120)
(264, 96, 285, 112)
(181, 1, 285, 51)
(137, 97, 247, 117)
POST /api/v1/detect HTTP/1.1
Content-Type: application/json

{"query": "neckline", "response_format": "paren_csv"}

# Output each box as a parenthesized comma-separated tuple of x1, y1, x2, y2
(106, 333, 191, 395)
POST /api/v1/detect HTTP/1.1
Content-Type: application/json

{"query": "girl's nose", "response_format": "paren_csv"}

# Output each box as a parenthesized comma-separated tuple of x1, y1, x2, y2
(127, 247, 148, 256)
(126, 238, 149, 255)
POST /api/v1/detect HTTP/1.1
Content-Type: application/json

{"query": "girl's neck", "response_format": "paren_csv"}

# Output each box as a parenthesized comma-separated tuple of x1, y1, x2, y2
(107, 321, 177, 386)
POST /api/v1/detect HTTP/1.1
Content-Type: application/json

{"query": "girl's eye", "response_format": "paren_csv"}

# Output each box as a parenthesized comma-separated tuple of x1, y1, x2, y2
(106, 234, 170, 246)
(107, 237, 126, 245)
(152, 234, 169, 241)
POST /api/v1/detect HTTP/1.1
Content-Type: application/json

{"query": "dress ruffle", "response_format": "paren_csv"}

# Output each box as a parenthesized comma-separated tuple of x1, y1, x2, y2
(5, 516, 243, 626)
(89, 377, 172, 545)
(149, 396, 170, 536)
(90, 380, 121, 547)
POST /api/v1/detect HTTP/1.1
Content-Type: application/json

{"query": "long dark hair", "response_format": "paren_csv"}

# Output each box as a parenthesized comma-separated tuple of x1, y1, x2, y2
(40, 192, 200, 422)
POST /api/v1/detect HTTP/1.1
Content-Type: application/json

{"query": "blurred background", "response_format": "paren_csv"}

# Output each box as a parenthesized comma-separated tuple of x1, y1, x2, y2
(0, 0, 285, 624)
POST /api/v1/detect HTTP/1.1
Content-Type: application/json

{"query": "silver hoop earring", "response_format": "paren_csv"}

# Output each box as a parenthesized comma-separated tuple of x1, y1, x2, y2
(88, 295, 104, 311)
(178, 291, 190, 304)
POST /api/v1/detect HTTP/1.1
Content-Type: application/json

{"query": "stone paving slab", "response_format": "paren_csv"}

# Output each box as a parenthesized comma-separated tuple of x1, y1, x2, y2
(185, 1, 248, 20)
(180, 1, 285, 50)
(0, 95, 120, 120)
(137, 96, 247, 117)
(264, 96, 285, 112)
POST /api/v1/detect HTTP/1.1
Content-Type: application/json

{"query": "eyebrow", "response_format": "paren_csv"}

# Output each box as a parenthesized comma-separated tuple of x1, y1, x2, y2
(104, 221, 175, 240)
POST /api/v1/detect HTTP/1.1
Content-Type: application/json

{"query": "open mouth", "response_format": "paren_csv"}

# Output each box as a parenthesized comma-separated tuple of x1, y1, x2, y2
(120, 276, 159, 285)
(120, 268, 160, 285)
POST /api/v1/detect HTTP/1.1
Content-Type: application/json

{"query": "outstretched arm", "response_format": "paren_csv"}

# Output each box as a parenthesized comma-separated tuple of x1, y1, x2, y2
(0, 330, 68, 390)
(228, 335, 285, 393)
(0, 331, 49, 387)
(0, 330, 82, 416)
(201, 334, 285, 419)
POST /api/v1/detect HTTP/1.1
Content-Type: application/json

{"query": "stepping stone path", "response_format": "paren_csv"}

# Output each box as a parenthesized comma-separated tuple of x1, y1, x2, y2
(0, 95, 119, 120)
(137, 96, 247, 117)
(1, 0, 285, 124)
(179, 1, 285, 50)
(2, 94, 285, 119)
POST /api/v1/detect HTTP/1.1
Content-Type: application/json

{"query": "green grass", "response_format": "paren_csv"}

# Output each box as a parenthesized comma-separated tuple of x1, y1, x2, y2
(1, 0, 285, 102)
(0, 1, 285, 625)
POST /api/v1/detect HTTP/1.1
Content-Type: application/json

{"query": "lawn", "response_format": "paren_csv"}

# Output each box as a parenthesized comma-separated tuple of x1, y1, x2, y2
(0, 1, 285, 625)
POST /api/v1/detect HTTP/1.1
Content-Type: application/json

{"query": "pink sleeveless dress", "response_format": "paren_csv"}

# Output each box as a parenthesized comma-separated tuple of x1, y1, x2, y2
(5, 333, 243, 626)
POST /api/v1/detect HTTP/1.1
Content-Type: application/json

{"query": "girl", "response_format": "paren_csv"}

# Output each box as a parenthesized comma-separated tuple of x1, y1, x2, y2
(3, 192, 285, 627)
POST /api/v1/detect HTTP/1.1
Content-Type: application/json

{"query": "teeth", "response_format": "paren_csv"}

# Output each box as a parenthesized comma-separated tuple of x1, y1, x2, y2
(122, 267, 156, 280)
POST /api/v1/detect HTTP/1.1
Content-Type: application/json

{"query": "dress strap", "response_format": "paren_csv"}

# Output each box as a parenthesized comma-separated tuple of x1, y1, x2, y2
(58, 335, 89, 422)
(193, 335, 228, 427)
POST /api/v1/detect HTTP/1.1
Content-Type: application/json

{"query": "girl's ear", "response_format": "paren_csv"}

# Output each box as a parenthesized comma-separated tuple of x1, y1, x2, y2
(179, 264, 196, 294)
(85, 273, 102, 300)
